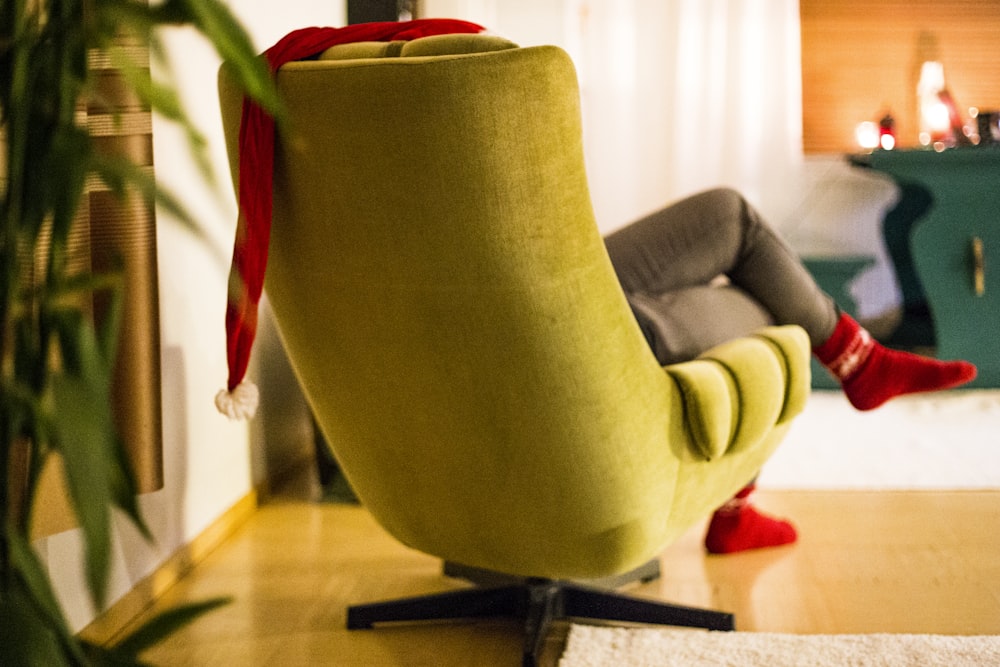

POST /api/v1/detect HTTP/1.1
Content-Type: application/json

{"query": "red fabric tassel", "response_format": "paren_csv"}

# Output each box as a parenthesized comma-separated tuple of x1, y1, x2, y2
(224, 20, 484, 394)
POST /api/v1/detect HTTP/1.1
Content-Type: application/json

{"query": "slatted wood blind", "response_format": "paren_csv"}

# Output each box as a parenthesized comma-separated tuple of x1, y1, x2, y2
(23, 32, 164, 538)
(85, 36, 164, 495)
(801, 0, 1000, 153)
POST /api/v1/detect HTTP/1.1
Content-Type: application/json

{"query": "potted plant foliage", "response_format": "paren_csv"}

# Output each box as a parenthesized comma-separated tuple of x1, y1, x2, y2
(1, 1, 280, 663)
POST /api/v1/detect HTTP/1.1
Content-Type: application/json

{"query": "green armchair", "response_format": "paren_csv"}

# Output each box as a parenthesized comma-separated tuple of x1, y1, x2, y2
(219, 33, 810, 667)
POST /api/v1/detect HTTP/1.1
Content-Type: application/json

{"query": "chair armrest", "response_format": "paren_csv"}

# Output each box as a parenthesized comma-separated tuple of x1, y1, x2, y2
(664, 325, 810, 460)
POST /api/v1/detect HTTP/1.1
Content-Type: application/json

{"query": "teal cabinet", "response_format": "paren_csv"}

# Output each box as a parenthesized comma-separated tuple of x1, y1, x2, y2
(850, 148, 1000, 387)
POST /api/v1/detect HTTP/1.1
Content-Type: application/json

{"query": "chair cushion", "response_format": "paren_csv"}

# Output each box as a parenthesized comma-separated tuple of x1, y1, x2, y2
(399, 33, 518, 57)
(318, 41, 406, 60)
(664, 325, 810, 460)
(318, 34, 518, 61)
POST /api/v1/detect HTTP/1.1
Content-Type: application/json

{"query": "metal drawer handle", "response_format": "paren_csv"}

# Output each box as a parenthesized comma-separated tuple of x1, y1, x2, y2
(972, 236, 985, 297)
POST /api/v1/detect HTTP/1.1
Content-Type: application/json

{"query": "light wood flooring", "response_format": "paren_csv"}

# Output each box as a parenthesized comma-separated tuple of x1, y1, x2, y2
(120, 475, 1000, 666)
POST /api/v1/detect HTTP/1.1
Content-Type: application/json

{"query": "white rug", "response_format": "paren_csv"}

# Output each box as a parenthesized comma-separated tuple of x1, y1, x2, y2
(758, 389, 1000, 489)
(558, 625, 1000, 667)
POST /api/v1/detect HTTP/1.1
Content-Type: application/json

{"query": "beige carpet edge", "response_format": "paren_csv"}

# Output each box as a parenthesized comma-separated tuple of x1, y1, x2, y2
(559, 624, 1000, 667)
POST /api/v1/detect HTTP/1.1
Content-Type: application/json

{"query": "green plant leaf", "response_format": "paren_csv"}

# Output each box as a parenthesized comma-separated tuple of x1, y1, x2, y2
(4, 0, 270, 658)
(3, 523, 89, 665)
(45, 279, 152, 603)
(179, 0, 283, 118)
(87, 277, 152, 539)
(48, 309, 119, 608)
(90, 152, 202, 234)
(50, 373, 116, 608)
(0, 582, 68, 667)
(92, 268, 123, 373)
(44, 124, 93, 248)
(13, 307, 46, 394)
(111, 597, 232, 658)
(104, 41, 216, 187)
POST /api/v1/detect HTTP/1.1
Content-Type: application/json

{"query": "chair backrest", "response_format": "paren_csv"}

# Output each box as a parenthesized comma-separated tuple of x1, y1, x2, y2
(218, 35, 806, 579)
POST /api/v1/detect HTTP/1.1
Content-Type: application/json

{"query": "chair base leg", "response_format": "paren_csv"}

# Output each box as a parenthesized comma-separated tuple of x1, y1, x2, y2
(347, 584, 523, 629)
(347, 578, 734, 667)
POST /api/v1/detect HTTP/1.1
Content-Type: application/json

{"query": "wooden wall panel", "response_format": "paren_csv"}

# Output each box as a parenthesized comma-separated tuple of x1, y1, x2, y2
(801, 0, 1000, 153)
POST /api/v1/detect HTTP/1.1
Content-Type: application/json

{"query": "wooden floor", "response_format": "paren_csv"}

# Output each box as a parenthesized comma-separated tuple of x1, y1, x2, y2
(124, 476, 1000, 666)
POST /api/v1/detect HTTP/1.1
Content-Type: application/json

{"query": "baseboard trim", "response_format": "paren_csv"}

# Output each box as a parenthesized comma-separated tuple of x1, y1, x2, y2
(79, 489, 259, 646)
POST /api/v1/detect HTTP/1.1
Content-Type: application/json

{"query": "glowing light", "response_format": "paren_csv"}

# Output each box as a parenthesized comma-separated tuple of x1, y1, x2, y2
(918, 61, 952, 146)
(923, 99, 951, 132)
(855, 121, 880, 149)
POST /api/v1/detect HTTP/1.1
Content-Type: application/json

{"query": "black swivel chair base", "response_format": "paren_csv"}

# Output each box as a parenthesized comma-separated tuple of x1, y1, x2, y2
(347, 576, 735, 667)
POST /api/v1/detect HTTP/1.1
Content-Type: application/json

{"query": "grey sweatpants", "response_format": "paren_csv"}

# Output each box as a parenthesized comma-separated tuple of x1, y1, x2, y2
(604, 188, 838, 364)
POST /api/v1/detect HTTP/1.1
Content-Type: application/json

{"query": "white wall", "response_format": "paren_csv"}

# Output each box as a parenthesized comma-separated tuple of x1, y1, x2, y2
(40, 1, 345, 632)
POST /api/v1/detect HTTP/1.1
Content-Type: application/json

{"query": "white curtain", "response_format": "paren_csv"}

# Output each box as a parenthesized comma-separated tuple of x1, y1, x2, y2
(422, 0, 803, 233)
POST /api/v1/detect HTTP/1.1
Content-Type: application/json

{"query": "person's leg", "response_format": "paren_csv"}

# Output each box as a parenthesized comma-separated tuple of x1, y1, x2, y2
(606, 187, 977, 410)
(604, 187, 838, 345)
(625, 285, 774, 365)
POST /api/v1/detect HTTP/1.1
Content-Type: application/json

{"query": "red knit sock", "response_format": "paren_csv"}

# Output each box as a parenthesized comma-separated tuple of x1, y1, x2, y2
(704, 485, 797, 555)
(813, 313, 977, 411)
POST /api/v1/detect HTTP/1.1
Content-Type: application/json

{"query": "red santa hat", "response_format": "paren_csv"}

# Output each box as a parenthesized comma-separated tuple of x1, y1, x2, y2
(215, 19, 486, 420)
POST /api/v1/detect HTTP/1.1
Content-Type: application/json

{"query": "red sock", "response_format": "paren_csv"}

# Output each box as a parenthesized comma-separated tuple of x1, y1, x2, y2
(813, 314, 977, 411)
(704, 485, 797, 555)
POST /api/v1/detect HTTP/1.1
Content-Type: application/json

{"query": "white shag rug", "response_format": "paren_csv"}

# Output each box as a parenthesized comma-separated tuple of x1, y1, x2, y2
(758, 389, 1000, 489)
(558, 625, 1000, 667)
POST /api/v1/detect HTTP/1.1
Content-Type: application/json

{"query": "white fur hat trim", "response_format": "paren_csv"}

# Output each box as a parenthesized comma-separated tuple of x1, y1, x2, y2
(215, 381, 259, 420)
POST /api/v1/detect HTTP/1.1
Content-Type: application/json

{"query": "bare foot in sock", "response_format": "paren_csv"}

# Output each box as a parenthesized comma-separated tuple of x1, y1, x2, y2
(815, 314, 977, 411)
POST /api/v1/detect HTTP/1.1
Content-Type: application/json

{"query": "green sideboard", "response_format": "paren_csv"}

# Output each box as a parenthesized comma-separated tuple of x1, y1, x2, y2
(849, 148, 1000, 387)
